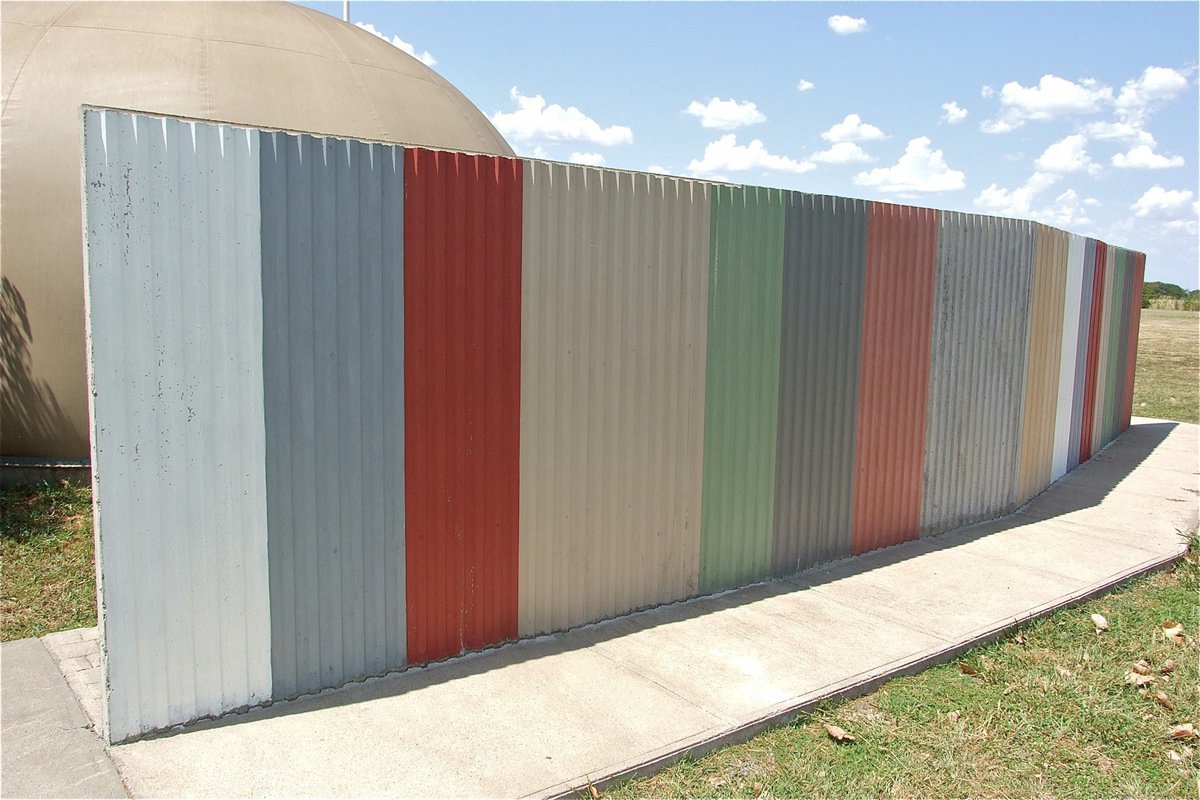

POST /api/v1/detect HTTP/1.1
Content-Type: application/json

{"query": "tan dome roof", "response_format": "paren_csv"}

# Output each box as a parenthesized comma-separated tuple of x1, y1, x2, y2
(1, 1, 513, 458)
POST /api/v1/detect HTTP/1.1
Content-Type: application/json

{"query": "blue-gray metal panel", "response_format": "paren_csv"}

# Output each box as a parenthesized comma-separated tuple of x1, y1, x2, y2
(771, 193, 867, 574)
(1050, 233, 1086, 480)
(1068, 238, 1098, 470)
(82, 109, 271, 743)
(921, 213, 1035, 535)
(260, 132, 406, 699)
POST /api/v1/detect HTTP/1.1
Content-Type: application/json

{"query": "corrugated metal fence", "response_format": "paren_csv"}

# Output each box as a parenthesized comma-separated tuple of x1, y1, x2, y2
(82, 109, 1147, 743)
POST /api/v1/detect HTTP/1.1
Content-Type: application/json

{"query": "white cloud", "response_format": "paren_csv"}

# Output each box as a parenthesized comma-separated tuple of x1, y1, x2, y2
(981, 85, 995, 99)
(1085, 119, 1157, 146)
(796, 79, 815, 92)
(853, 137, 965, 193)
(645, 164, 671, 174)
(980, 74, 1112, 132)
(940, 101, 968, 125)
(1115, 66, 1189, 121)
(1112, 144, 1185, 169)
(1035, 134, 1093, 173)
(688, 134, 814, 176)
(355, 22, 436, 67)
(684, 97, 767, 130)
(1131, 185, 1196, 218)
(810, 142, 874, 164)
(1039, 189, 1097, 229)
(491, 88, 633, 147)
(827, 14, 868, 35)
(568, 152, 605, 167)
(973, 171, 1061, 217)
(821, 113, 886, 143)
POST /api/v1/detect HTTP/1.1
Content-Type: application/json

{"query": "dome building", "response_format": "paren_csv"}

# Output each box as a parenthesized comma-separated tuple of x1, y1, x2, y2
(1, 1, 512, 459)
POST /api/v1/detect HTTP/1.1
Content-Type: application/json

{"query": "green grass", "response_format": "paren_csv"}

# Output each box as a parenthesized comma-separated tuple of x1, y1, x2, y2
(1, 480, 97, 641)
(1133, 309, 1199, 424)
(610, 546, 1200, 799)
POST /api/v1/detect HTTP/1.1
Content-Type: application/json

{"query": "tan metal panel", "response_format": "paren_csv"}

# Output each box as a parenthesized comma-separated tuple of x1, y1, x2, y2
(519, 162, 711, 636)
(1016, 225, 1069, 504)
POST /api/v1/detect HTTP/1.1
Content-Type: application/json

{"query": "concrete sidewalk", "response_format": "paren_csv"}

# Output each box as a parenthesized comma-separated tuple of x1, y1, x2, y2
(3, 419, 1197, 798)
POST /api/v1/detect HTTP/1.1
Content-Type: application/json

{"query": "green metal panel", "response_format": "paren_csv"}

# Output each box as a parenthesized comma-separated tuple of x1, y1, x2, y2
(1102, 248, 1128, 444)
(699, 186, 786, 593)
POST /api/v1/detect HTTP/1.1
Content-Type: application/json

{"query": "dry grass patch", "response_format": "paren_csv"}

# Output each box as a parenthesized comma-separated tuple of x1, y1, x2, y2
(1133, 309, 1199, 424)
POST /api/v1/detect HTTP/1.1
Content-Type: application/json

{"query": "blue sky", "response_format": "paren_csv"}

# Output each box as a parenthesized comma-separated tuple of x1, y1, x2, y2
(301, 2, 1198, 288)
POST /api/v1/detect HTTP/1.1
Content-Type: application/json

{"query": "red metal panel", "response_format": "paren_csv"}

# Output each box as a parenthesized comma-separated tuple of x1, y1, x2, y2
(1078, 241, 1107, 462)
(1121, 252, 1146, 431)
(851, 203, 938, 554)
(404, 148, 522, 664)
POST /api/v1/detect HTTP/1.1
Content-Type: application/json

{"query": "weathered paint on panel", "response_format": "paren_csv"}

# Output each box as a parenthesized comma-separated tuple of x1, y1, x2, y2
(404, 148, 523, 664)
(850, 202, 937, 554)
(519, 162, 711, 635)
(1121, 253, 1146, 430)
(772, 194, 867, 574)
(1068, 239, 1098, 470)
(1050, 233, 1086, 481)
(83, 110, 271, 742)
(1078, 241, 1107, 463)
(1015, 225, 1068, 504)
(921, 213, 1034, 535)
(698, 185, 786, 592)
(259, 132, 406, 699)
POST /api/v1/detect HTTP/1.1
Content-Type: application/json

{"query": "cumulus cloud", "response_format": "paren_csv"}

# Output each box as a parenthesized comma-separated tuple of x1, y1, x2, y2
(1111, 144, 1185, 169)
(684, 97, 767, 130)
(940, 101, 968, 125)
(1115, 66, 1189, 121)
(809, 142, 874, 164)
(980, 74, 1112, 133)
(644, 164, 671, 174)
(796, 79, 815, 92)
(821, 113, 886, 143)
(688, 134, 815, 175)
(568, 152, 605, 167)
(853, 137, 965, 193)
(1085, 119, 1157, 146)
(1131, 185, 1196, 218)
(491, 88, 633, 147)
(1039, 189, 1097, 229)
(827, 15, 867, 35)
(973, 171, 1062, 217)
(355, 22, 436, 67)
(1035, 134, 1095, 173)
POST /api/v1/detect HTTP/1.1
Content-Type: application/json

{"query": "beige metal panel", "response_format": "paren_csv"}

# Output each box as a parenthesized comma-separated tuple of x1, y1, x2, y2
(519, 161, 711, 636)
(1016, 225, 1069, 504)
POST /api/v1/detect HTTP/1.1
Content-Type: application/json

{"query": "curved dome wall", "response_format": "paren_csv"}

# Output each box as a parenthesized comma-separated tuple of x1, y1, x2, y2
(1, 1, 513, 457)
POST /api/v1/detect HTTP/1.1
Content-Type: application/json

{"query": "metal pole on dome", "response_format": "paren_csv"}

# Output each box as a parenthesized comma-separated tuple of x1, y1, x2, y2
(342, 1, 349, 22)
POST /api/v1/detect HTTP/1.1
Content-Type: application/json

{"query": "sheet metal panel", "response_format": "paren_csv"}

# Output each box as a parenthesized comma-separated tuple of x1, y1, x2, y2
(259, 132, 406, 699)
(1121, 252, 1146, 430)
(771, 193, 867, 574)
(1050, 233, 1086, 481)
(1015, 225, 1069, 504)
(1106, 248, 1133, 443)
(1068, 238, 1098, 470)
(82, 109, 271, 742)
(698, 185, 786, 592)
(921, 213, 1034, 535)
(1091, 244, 1115, 451)
(850, 202, 938, 554)
(519, 162, 711, 635)
(404, 148, 523, 664)
(1078, 241, 1107, 463)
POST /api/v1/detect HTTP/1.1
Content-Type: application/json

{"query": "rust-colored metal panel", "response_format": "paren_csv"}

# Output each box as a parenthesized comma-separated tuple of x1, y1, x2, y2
(404, 148, 523, 664)
(1078, 241, 1107, 463)
(1015, 224, 1069, 504)
(850, 202, 937, 555)
(518, 162, 710, 636)
(1122, 252, 1146, 430)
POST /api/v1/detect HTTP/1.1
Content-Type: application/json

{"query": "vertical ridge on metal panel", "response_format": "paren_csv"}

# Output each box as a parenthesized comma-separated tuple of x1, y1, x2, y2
(260, 132, 406, 699)
(1016, 225, 1069, 504)
(1079, 241, 1107, 462)
(772, 194, 867, 574)
(1104, 249, 1131, 444)
(1050, 234, 1086, 481)
(1068, 239, 1098, 470)
(1121, 253, 1146, 430)
(405, 148, 522, 663)
(921, 213, 1035, 535)
(698, 185, 785, 592)
(519, 162, 711, 636)
(1092, 246, 1115, 450)
(83, 110, 271, 742)
(850, 203, 937, 555)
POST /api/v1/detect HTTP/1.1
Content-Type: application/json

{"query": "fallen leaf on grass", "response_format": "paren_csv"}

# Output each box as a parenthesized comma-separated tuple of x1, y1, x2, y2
(1168, 723, 1197, 741)
(1014, 633, 1027, 645)
(1143, 713, 1155, 721)
(752, 782, 764, 796)
(958, 662, 979, 676)
(1153, 691, 1176, 710)
(1091, 613, 1109, 633)
(588, 783, 600, 799)
(1132, 660, 1153, 675)
(1081, 651, 1090, 662)
(824, 724, 855, 743)
(1126, 671, 1157, 686)
(1162, 621, 1186, 644)
(947, 710, 961, 723)
(1160, 659, 1178, 674)
(1056, 665, 1072, 678)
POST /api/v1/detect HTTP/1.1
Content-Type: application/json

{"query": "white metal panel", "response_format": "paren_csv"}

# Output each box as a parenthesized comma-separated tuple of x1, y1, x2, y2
(83, 108, 271, 743)
(1050, 233, 1086, 480)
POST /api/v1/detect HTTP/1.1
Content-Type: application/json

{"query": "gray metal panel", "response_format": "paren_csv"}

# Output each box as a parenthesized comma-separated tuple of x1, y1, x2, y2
(82, 109, 271, 743)
(921, 213, 1035, 535)
(1050, 233, 1086, 480)
(260, 132, 406, 699)
(771, 193, 867, 574)
(1068, 238, 1098, 470)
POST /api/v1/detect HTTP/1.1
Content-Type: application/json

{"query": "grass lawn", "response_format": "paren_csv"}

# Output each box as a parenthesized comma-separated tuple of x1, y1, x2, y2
(1133, 309, 1199, 424)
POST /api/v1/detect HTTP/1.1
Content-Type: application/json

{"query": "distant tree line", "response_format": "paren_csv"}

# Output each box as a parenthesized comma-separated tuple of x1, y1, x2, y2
(1143, 281, 1199, 310)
